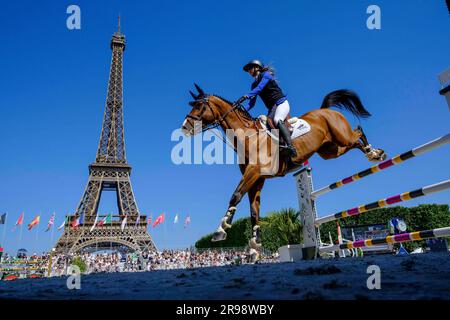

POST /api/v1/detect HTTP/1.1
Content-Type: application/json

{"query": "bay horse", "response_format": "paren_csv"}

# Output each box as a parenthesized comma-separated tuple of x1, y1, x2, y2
(181, 84, 386, 261)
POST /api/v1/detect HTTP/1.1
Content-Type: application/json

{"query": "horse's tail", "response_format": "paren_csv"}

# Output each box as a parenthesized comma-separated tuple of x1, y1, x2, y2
(320, 89, 371, 119)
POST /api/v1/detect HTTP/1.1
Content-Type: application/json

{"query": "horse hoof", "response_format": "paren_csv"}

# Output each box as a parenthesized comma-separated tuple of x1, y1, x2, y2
(366, 148, 386, 162)
(372, 150, 387, 162)
(211, 229, 227, 242)
(248, 248, 259, 264)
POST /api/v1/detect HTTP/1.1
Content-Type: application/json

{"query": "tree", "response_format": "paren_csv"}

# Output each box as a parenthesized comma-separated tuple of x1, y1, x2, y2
(260, 208, 302, 252)
(72, 256, 87, 273)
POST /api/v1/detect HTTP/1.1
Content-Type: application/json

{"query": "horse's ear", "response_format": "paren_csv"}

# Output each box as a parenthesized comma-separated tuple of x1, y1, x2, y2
(189, 90, 198, 100)
(194, 83, 205, 96)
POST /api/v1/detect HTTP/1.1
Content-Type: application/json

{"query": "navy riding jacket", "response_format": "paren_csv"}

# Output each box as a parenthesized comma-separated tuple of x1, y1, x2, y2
(244, 71, 287, 111)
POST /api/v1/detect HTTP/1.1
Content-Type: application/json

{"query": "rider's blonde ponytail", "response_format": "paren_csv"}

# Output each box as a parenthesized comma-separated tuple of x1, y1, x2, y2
(260, 64, 275, 76)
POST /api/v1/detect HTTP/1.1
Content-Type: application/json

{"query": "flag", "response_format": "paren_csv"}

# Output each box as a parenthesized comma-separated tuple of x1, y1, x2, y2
(71, 213, 84, 229)
(121, 215, 127, 231)
(174, 214, 179, 224)
(57, 216, 67, 231)
(90, 215, 99, 232)
(0, 213, 6, 225)
(184, 214, 191, 228)
(152, 213, 165, 228)
(15, 212, 24, 226)
(45, 213, 55, 232)
(98, 214, 112, 227)
(135, 212, 140, 227)
(27, 215, 40, 231)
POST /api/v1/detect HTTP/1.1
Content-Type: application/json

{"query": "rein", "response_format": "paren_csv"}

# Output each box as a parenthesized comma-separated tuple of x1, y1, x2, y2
(187, 96, 252, 133)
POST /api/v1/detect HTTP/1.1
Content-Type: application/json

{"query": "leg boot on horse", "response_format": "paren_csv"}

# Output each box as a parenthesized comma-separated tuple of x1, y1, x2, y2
(248, 225, 262, 263)
(211, 206, 237, 242)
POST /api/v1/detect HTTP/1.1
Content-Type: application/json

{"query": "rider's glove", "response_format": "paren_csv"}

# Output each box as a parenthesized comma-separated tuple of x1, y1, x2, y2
(236, 96, 248, 104)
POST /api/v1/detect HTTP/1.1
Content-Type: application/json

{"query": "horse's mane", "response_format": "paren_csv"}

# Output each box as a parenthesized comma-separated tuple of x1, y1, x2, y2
(212, 95, 254, 121)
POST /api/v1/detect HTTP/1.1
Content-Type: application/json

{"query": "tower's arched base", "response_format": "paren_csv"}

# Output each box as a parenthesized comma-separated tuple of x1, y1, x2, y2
(54, 223, 156, 254)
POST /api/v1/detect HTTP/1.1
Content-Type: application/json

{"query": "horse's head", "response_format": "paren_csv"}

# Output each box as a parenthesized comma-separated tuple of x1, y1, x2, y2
(181, 84, 219, 136)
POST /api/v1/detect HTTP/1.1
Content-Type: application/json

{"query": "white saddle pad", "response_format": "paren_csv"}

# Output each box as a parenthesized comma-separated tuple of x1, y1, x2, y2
(258, 115, 311, 140)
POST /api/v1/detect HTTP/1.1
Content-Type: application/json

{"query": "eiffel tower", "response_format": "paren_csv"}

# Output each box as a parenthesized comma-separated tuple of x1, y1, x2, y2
(55, 18, 157, 254)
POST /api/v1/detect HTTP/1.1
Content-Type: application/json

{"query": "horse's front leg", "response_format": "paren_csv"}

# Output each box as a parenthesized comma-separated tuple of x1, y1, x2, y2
(211, 165, 261, 242)
(247, 178, 265, 263)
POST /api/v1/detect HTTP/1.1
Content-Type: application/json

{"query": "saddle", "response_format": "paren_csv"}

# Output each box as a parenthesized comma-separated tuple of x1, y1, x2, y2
(265, 114, 293, 130)
(257, 114, 311, 142)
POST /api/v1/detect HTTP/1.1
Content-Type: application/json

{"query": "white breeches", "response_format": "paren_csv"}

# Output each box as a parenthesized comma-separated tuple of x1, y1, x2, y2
(271, 100, 290, 125)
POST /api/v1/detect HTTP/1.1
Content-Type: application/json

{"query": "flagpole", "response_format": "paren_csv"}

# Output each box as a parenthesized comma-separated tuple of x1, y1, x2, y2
(110, 214, 112, 253)
(36, 224, 39, 255)
(18, 219, 23, 252)
(164, 213, 167, 250)
(51, 212, 55, 248)
(35, 212, 40, 255)
(1, 212, 7, 248)
(65, 214, 69, 254)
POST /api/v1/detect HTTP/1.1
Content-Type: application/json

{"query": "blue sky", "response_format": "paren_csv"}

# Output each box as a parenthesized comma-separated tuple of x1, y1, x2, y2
(0, 1, 449, 255)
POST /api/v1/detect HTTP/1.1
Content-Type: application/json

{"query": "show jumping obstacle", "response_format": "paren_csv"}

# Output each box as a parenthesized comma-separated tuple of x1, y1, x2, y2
(320, 226, 450, 253)
(315, 180, 450, 225)
(295, 133, 450, 260)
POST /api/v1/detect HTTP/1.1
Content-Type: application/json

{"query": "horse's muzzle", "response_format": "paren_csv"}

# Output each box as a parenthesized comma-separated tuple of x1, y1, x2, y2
(181, 119, 194, 136)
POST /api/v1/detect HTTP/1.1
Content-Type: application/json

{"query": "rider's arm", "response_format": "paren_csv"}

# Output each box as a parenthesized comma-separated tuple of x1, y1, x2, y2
(244, 96, 257, 111)
(246, 71, 272, 98)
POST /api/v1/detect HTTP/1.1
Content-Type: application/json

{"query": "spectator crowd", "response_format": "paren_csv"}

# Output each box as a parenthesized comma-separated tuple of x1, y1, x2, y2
(0, 249, 280, 279)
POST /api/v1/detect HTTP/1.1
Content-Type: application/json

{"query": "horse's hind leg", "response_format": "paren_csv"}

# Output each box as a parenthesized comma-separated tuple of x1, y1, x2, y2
(322, 115, 366, 159)
(356, 125, 387, 162)
(318, 142, 359, 160)
(325, 112, 386, 162)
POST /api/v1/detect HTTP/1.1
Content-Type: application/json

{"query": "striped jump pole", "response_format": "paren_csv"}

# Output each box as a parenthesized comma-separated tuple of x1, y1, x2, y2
(315, 179, 450, 226)
(319, 226, 450, 253)
(312, 134, 450, 200)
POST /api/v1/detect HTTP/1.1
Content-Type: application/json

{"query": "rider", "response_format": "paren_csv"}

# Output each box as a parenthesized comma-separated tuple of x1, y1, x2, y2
(237, 60, 297, 157)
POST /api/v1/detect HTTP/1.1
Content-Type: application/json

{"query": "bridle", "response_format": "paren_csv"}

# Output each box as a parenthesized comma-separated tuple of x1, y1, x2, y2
(186, 95, 249, 133)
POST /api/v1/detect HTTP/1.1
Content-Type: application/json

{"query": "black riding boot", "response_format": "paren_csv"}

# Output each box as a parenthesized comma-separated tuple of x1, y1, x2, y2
(277, 120, 297, 157)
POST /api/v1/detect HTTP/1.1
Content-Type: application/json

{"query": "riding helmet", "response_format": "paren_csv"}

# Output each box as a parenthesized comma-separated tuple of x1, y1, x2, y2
(243, 59, 264, 72)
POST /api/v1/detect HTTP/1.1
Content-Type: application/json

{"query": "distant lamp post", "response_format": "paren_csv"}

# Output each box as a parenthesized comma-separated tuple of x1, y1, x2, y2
(438, 68, 450, 109)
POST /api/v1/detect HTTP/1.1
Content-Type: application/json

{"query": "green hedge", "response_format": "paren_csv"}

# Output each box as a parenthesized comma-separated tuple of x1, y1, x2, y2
(195, 204, 449, 252)
(319, 204, 450, 251)
(195, 208, 301, 252)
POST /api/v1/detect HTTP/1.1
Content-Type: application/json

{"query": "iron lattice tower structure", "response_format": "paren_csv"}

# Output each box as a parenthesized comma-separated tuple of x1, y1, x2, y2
(55, 19, 157, 253)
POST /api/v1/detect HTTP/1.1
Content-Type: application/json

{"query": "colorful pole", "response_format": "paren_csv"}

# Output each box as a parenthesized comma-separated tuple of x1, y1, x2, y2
(312, 134, 450, 199)
(315, 179, 450, 226)
(320, 226, 450, 252)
